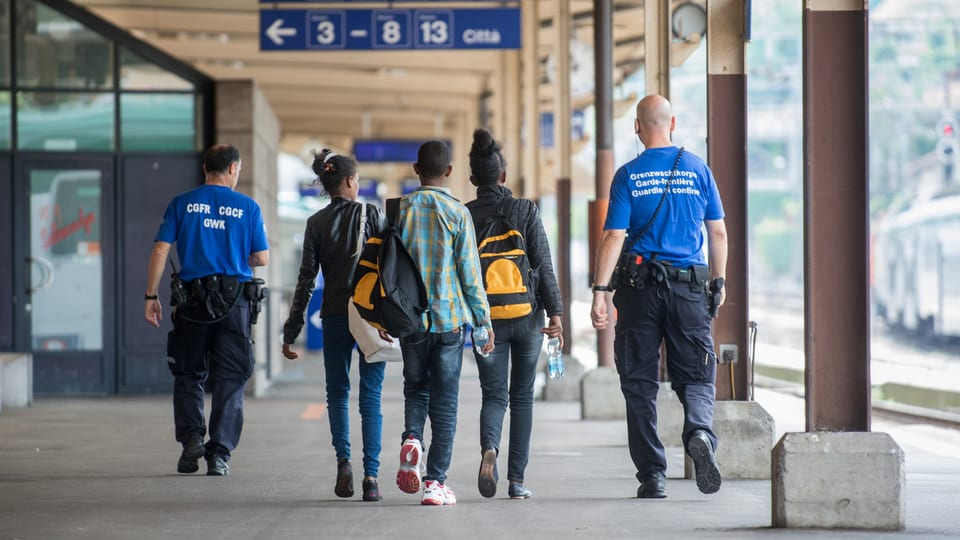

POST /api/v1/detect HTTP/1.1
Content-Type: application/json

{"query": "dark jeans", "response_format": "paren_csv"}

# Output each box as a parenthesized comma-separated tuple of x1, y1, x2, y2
(475, 315, 542, 483)
(400, 327, 465, 484)
(167, 300, 253, 461)
(613, 279, 719, 480)
(322, 314, 385, 478)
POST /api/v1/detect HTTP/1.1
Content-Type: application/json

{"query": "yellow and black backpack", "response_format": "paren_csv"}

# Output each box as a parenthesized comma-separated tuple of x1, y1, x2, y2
(352, 198, 431, 338)
(475, 197, 538, 320)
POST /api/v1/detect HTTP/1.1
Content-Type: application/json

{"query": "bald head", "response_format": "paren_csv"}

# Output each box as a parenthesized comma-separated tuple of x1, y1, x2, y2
(634, 95, 675, 148)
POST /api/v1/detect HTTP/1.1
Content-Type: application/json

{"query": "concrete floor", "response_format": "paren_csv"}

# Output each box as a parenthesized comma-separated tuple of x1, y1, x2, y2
(1, 351, 959, 540)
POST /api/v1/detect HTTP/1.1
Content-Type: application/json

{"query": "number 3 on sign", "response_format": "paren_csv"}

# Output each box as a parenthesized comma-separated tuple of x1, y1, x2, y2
(307, 12, 343, 49)
(316, 20, 336, 45)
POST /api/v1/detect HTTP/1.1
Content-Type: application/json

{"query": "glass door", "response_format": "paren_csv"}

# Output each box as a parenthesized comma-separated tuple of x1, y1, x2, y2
(18, 157, 113, 393)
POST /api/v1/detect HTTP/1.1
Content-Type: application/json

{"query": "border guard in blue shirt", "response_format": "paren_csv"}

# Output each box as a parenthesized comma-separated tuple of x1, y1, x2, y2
(591, 95, 728, 499)
(144, 144, 269, 477)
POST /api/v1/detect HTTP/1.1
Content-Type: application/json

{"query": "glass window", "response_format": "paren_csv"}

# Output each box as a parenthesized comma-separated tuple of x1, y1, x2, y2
(0, 91, 9, 149)
(120, 93, 196, 151)
(16, 0, 114, 89)
(0, 0, 10, 85)
(120, 48, 194, 91)
(17, 91, 114, 151)
(29, 168, 103, 350)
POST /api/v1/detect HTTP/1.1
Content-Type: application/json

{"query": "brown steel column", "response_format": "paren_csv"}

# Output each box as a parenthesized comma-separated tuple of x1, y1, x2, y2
(803, 0, 870, 431)
(558, 178, 572, 353)
(707, 0, 748, 401)
(590, 0, 615, 368)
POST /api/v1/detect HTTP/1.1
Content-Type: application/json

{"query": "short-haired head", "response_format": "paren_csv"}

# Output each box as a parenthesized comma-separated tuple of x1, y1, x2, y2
(203, 144, 241, 175)
(415, 140, 452, 179)
(469, 128, 505, 186)
(311, 149, 359, 197)
(635, 94, 673, 132)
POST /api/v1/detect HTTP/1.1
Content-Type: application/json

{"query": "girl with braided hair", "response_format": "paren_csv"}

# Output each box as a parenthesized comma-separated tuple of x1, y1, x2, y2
(282, 149, 388, 501)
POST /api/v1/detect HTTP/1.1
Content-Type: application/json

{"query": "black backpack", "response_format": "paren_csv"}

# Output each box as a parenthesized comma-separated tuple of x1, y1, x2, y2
(474, 196, 538, 320)
(352, 198, 431, 338)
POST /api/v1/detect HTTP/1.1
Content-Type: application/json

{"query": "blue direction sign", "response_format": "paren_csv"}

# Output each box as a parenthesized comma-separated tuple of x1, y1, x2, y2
(260, 8, 520, 51)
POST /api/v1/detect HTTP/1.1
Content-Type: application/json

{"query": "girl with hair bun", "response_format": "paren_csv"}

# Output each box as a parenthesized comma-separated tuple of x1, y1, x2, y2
(282, 149, 388, 502)
(465, 128, 565, 500)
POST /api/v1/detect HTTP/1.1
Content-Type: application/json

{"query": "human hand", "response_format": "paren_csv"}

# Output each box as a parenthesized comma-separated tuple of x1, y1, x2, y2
(540, 315, 564, 347)
(282, 343, 299, 360)
(480, 328, 496, 355)
(591, 291, 609, 330)
(378, 329, 394, 343)
(145, 299, 162, 328)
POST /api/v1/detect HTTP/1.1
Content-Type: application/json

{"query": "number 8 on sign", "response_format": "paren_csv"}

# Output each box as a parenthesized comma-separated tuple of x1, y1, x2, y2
(374, 11, 410, 48)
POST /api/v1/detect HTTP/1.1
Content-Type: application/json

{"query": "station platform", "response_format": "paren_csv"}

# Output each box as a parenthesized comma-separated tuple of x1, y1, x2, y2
(1, 350, 959, 539)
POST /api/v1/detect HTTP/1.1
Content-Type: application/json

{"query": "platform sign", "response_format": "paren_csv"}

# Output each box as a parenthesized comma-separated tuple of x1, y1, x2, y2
(260, 8, 520, 51)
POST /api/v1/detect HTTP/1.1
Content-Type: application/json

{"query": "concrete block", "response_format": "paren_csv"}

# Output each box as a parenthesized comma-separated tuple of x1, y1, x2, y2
(683, 400, 775, 479)
(580, 366, 625, 420)
(1, 353, 33, 408)
(656, 382, 684, 446)
(772, 432, 905, 530)
(543, 355, 584, 401)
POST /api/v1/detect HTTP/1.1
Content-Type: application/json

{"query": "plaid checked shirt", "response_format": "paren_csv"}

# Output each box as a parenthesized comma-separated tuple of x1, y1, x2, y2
(397, 186, 491, 333)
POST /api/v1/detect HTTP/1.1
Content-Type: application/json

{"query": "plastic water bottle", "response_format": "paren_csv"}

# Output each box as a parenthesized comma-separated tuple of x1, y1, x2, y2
(473, 326, 490, 357)
(547, 337, 564, 379)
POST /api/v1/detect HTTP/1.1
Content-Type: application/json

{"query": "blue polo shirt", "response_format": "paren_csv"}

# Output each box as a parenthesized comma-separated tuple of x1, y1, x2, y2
(155, 184, 268, 282)
(604, 146, 724, 267)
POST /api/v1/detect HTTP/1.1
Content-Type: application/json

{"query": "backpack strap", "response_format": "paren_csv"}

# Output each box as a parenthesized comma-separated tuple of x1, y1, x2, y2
(353, 202, 367, 258)
(386, 197, 401, 226)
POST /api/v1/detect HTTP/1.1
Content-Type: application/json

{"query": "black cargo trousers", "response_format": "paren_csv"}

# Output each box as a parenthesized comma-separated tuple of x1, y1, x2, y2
(166, 284, 253, 462)
(612, 265, 719, 480)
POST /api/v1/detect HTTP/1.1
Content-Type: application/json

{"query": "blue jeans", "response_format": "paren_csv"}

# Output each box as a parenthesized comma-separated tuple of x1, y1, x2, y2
(613, 280, 718, 480)
(475, 316, 542, 483)
(400, 327, 465, 484)
(322, 315, 385, 479)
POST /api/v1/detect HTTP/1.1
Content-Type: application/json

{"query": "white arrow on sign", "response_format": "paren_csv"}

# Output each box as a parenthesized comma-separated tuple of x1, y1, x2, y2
(267, 18, 297, 45)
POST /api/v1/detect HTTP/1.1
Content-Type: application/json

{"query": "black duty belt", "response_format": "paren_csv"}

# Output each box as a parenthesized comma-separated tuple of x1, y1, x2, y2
(651, 263, 708, 284)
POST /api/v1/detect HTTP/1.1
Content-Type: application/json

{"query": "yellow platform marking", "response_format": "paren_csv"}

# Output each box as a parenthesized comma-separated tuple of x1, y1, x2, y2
(300, 403, 327, 420)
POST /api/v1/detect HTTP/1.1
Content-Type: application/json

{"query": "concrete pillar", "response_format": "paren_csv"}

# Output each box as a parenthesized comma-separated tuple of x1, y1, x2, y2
(216, 80, 280, 397)
(580, 367, 625, 420)
(1, 353, 33, 408)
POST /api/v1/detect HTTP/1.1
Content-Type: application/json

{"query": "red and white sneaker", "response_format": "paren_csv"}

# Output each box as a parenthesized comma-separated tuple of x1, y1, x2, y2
(421, 480, 456, 506)
(396, 436, 423, 494)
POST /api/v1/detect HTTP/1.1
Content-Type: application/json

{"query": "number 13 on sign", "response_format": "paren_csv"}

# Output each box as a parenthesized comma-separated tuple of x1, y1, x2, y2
(415, 11, 452, 48)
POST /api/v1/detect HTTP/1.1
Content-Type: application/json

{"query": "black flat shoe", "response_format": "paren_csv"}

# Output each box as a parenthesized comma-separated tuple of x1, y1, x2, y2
(177, 434, 205, 474)
(478, 448, 498, 498)
(636, 472, 666, 498)
(335, 458, 354, 498)
(206, 455, 230, 476)
(688, 430, 722, 494)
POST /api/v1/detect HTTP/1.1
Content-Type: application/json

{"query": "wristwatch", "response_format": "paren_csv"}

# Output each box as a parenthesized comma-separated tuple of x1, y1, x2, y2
(591, 284, 611, 292)
(144, 294, 159, 300)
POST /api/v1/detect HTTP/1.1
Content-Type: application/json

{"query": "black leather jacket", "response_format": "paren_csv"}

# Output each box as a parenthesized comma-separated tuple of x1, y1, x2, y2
(283, 197, 385, 345)
(466, 184, 563, 323)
